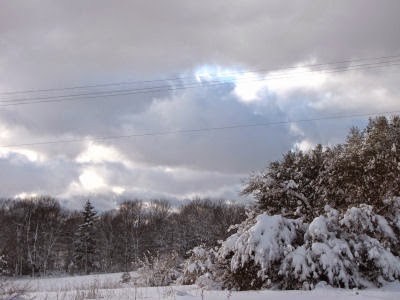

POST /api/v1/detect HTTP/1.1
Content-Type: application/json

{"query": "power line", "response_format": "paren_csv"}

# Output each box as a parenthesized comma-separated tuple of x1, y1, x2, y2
(1, 54, 399, 96)
(2, 60, 399, 105)
(2, 109, 399, 148)
(1, 59, 399, 107)
(0, 55, 400, 101)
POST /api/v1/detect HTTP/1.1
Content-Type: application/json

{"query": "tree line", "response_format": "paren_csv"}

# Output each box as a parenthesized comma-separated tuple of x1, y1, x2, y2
(0, 197, 245, 277)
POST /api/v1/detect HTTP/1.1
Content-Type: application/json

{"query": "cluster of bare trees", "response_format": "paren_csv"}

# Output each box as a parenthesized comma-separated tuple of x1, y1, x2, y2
(0, 197, 245, 277)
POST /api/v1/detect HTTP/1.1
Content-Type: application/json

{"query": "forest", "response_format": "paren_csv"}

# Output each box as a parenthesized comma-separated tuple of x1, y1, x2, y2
(0, 197, 245, 277)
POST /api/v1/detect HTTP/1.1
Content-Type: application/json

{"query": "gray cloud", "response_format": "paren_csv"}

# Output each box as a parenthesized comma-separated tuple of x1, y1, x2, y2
(1, 1, 400, 207)
(0, 153, 79, 197)
(1, 1, 400, 88)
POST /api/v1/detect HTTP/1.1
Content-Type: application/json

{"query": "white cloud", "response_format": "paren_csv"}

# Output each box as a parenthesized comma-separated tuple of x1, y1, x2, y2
(289, 123, 304, 136)
(265, 66, 327, 97)
(79, 169, 106, 191)
(112, 186, 125, 195)
(0, 125, 10, 139)
(293, 139, 315, 152)
(0, 147, 45, 163)
(308, 68, 400, 112)
(76, 142, 131, 166)
(15, 192, 38, 199)
(232, 64, 327, 104)
(233, 72, 266, 103)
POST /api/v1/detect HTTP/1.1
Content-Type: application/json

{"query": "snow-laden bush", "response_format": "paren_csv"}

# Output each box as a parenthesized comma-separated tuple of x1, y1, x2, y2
(281, 205, 400, 289)
(389, 197, 400, 231)
(137, 251, 181, 287)
(216, 213, 305, 290)
(280, 207, 359, 289)
(340, 205, 400, 284)
(210, 204, 400, 290)
(178, 245, 216, 286)
(381, 197, 400, 255)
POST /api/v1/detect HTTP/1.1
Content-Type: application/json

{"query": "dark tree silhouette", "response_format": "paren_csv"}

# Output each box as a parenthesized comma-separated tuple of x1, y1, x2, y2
(73, 200, 98, 274)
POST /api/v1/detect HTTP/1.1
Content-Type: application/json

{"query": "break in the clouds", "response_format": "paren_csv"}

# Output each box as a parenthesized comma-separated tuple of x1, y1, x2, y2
(1, 0, 400, 210)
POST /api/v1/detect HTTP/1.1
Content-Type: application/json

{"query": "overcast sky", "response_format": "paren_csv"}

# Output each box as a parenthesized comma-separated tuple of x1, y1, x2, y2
(1, 0, 400, 210)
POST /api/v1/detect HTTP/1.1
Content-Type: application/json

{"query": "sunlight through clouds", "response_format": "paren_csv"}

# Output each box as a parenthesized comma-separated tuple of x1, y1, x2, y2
(265, 66, 328, 96)
(233, 71, 267, 103)
(194, 63, 329, 104)
(79, 169, 106, 191)
(76, 142, 130, 166)
(233, 65, 328, 103)
(194, 65, 238, 83)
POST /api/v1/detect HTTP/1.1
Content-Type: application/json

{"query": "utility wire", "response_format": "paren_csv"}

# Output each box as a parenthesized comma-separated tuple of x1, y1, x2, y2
(2, 109, 399, 148)
(2, 59, 399, 104)
(1, 54, 400, 96)
(0, 55, 400, 96)
(1, 59, 399, 107)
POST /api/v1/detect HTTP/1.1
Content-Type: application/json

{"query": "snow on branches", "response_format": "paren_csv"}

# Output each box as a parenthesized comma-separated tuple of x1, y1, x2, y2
(210, 204, 400, 290)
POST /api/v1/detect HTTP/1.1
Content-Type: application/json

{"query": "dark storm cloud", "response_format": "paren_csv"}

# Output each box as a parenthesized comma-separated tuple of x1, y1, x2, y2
(1, 0, 400, 206)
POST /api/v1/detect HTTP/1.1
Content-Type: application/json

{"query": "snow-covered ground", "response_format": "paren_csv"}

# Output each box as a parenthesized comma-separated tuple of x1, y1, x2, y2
(6, 272, 400, 300)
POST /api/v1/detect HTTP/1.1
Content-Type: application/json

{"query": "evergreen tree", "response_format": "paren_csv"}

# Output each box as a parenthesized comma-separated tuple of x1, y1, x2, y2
(243, 116, 400, 221)
(73, 200, 98, 274)
(242, 145, 326, 220)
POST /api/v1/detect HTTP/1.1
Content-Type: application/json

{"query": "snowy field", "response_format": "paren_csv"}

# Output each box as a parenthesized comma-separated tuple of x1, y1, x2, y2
(7, 272, 400, 300)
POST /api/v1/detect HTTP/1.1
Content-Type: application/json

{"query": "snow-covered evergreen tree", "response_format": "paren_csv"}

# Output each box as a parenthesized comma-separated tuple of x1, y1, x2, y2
(242, 145, 327, 221)
(73, 200, 98, 274)
(243, 116, 400, 221)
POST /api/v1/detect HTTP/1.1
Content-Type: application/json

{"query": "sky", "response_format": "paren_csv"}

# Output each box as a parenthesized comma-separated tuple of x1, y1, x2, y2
(1, 0, 400, 210)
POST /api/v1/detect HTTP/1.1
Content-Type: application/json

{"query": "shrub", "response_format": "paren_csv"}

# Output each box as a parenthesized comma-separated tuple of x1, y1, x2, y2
(208, 204, 400, 290)
(178, 245, 217, 286)
(137, 251, 180, 286)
